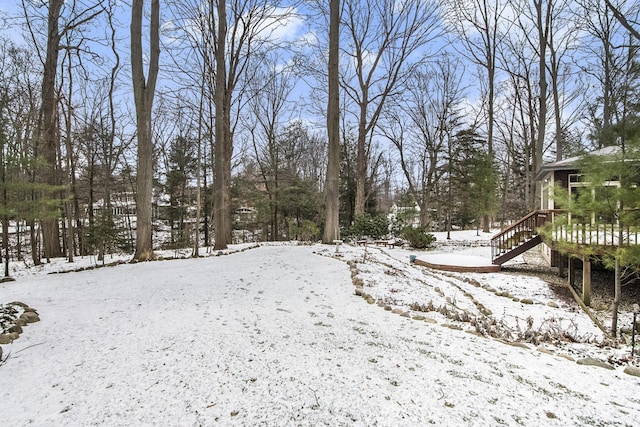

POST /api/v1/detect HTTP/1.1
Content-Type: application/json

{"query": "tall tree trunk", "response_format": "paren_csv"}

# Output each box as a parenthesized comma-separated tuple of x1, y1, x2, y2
(224, 107, 233, 244)
(602, 27, 613, 148)
(131, 0, 160, 261)
(40, 0, 64, 260)
(612, 258, 621, 337)
(612, 186, 625, 336)
(323, 0, 340, 243)
(214, 0, 230, 250)
(206, 82, 215, 249)
(29, 218, 39, 265)
(552, 72, 563, 161)
(193, 76, 205, 257)
(103, 0, 121, 259)
(1, 140, 9, 277)
(273, 172, 279, 240)
(203, 161, 210, 247)
(2, 217, 8, 278)
(483, 48, 495, 233)
(534, 0, 549, 209)
(354, 100, 368, 217)
(63, 39, 75, 262)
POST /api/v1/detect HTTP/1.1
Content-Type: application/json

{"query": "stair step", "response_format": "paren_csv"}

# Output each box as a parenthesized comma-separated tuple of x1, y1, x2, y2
(492, 235, 542, 265)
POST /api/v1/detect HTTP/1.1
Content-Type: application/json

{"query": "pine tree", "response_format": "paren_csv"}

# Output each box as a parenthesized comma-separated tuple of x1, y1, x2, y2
(450, 129, 497, 230)
(551, 39, 640, 336)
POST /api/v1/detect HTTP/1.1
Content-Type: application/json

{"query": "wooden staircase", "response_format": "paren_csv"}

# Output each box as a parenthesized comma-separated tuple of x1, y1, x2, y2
(491, 211, 550, 265)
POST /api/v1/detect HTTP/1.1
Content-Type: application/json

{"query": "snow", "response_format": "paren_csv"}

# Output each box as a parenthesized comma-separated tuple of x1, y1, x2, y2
(1, 233, 640, 426)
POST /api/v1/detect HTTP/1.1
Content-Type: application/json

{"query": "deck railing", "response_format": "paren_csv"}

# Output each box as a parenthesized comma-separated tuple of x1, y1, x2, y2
(547, 213, 640, 247)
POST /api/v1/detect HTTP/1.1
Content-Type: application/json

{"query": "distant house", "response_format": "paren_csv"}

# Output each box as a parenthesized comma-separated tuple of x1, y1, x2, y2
(234, 206, 257, 224)
(90, 193, 137, 218)
(388, 202, 421, 229)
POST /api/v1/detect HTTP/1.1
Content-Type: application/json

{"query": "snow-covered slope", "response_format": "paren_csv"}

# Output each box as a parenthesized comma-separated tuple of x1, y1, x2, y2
(0, 241, 639, 426)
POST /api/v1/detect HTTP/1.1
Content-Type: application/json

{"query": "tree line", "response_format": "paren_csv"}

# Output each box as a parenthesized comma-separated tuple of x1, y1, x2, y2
(0, 0, 639, 268)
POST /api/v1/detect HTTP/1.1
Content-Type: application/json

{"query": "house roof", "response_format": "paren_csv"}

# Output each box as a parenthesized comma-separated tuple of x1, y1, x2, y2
(535, 146, 621, 181)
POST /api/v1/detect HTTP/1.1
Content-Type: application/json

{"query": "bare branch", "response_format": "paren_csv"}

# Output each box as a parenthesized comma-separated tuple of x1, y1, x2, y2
(605, 0, 640, 42)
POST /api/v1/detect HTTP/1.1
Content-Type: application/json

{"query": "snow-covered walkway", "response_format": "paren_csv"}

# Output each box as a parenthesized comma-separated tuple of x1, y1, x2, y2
(1, 245, 639, 425)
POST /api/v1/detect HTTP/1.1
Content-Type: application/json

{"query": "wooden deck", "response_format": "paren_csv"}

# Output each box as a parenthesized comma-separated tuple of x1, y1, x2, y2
(491, 209, 640, 264)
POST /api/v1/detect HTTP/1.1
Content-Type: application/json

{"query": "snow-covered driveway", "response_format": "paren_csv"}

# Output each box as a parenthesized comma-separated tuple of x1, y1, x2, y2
(1, 245, 639, 426)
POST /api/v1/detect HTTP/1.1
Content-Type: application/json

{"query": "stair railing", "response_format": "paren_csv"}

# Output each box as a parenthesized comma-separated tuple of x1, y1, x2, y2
(491, 211, 551, 262)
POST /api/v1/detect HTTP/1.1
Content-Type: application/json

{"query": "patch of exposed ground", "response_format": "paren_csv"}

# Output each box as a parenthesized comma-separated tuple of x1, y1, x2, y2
(504, 247, 640, 331)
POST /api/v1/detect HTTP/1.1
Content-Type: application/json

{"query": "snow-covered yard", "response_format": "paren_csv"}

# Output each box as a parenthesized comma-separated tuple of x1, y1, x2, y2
(1, 233, 640, 426)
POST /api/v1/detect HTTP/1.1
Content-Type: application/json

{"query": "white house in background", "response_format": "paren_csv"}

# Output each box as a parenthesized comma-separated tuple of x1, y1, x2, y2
(90, 194, 137, 218)
(234, 206, 257, 224)
(388, 202, 421, 229)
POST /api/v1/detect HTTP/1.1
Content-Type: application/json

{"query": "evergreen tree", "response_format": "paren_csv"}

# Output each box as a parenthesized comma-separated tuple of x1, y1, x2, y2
(551, 39, 640, 336)
(449, 129, 498, 230)
(279, 177, 320, 240)
(551, 140, 640, 336)
(339, 137, 357, 228)
(164, 135, 196, 248)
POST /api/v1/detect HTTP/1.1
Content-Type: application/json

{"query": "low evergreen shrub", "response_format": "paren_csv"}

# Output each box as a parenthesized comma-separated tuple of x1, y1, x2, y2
(401, 227, 436, 249)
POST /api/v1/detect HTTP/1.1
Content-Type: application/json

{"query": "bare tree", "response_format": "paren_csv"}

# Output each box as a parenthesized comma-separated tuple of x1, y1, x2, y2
(0, 41, 44, 265)
(213, 1, 297, 249)
(131, 0, 160, 261)
(342, 0, 441, 217)
(489, 1, 581, 213)
(165, 0, 218, 250)
(605, 0, 640, 41)
(496, 13, 543, 212)
(382, 55, 465, 229)
(36, 0, 65, 261)
(502, 0, 551, 208)
(323, 0, 340, 243)
(545, 0, 582, 161)
(192, 80, 205, 257)
(23, 0, 103, 260)
(443, 0, 505, 231)
(247, 54, 297, 240)
(444, 0, 506, 157)
(60, 29, 78, 262)
(531, 0, 550, 205)
(578, 0, 636, 149)
(102, 0, 127, 260)
(213, 0, 229, 249)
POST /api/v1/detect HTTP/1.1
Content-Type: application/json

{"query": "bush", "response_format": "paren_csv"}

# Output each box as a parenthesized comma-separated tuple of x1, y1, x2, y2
(349, 213, 389, 239)
(289, 219, 320, 241)
(402, 226, 436, 249)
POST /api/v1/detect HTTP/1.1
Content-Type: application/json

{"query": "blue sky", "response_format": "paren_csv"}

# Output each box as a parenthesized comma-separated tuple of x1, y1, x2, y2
(2, 1, 637, 193)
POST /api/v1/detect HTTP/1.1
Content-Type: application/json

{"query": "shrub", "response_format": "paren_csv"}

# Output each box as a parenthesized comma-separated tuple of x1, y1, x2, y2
(289, 219, 320, 241)
(350, 213, 389, 239)
(402, 226, 436, 249)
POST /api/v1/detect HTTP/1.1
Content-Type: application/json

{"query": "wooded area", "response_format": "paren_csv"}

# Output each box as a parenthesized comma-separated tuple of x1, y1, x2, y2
(0, 0, 639, 266)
